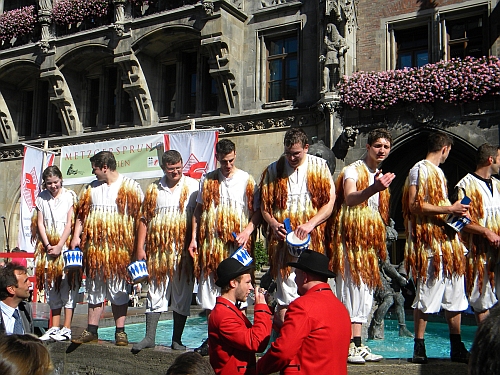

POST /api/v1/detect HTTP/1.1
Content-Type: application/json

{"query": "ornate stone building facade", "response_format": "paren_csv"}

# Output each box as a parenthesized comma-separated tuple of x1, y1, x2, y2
(0, 0, 498, 256)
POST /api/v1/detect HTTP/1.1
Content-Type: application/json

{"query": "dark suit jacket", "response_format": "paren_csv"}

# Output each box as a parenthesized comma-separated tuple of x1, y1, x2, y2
(209, 297, 272, 375)
(257, 283, 351, 375)
(0, 300, 34, 335)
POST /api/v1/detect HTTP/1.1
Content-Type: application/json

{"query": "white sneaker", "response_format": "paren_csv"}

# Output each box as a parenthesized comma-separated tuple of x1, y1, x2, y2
(347, 342, 365, 364)
(39, 327, 60, 341)
(356, 345, 383, 362)
(51, 327, 72, 341)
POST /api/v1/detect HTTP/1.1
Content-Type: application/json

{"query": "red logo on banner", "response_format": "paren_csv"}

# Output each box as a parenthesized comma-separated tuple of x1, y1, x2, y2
(22, 167, 39, 211)
(184, 154, 208, 179)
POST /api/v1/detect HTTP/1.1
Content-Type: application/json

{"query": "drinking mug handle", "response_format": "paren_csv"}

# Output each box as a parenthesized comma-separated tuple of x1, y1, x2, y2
(283, 218, 292, 234)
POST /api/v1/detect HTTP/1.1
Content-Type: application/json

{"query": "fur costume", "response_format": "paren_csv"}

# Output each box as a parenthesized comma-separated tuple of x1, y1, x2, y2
(328, 160, 389, 289)
(142, 177, 195, 285)
(196, 170, 256, 279)
(77, 176, 142, 280)
(260, 155, 332, 279)
(403, 160, 466, 282)
(31, 189, 78, 291)
(456, 174, 500, 296)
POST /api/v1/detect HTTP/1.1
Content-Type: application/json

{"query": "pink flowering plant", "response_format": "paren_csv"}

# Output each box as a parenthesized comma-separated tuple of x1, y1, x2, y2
(338, 56, 500, 110)
(52, 0, 111, 25)
(0, 5, 36, 43)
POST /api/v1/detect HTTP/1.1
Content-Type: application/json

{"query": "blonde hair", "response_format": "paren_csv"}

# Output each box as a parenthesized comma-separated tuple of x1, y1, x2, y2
(0, 334, 54, 375)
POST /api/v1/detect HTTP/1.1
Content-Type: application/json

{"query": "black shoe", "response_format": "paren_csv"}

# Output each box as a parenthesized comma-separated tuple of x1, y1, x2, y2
(412, 341, 428, 364)
(194, 338, 209, 356)
(450, 342, 470, 364)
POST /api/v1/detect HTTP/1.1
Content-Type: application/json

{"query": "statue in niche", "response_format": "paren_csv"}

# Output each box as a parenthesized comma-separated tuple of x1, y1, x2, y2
(320, 23, 348, 93)
(261, 0, 286, 7)
(369, 219, 413, 339)
(39, 0, 52, 10)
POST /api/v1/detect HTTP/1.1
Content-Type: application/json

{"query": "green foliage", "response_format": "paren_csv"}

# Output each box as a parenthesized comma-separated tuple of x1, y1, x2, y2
(254, 240, 268, 272)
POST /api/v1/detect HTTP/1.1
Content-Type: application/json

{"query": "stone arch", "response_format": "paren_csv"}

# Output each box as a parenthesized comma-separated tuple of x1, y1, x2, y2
(382, 127, 477, 263)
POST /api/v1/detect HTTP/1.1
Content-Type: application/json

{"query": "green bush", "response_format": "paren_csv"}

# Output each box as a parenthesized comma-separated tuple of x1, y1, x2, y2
(254, 240, 268, 271)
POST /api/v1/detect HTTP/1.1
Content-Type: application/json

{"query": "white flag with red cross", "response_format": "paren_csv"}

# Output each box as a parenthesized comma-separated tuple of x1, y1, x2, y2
(18, 146, 54, 253)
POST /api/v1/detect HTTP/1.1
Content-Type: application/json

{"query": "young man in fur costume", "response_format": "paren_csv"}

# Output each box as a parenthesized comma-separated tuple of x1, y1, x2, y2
(189, 139, 261, 355)
(455, 143, 500, 324)
(132, 150, 199, 352)
(403, 132, 470, 364)
(260, 128, 335, 330)
(70, 151, 143, 346)
(329, 128, 394, 364)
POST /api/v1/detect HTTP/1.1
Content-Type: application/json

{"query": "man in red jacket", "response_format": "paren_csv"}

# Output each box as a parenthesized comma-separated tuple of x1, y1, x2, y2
(209, 256, 272, 375)
(257, 250, 351, 375)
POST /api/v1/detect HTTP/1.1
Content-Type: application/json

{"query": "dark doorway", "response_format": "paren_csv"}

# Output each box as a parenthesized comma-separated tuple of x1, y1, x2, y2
(380, 127, 477, 264)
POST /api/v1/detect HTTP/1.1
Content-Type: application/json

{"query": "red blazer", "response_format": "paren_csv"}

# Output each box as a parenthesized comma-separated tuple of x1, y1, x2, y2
(209, 297, 273, 375)
(256, 283, 351, 375)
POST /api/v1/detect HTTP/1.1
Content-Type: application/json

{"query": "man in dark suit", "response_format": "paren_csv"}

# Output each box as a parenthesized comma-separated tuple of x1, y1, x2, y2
(0, 262, 33, 335)
(209, 257, 272, 375)
(257, 250, 351, 375)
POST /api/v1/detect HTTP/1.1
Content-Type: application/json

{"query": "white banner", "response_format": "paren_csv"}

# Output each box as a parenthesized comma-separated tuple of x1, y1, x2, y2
(18, 146, 54, 253)
(164, 130, 218, 179)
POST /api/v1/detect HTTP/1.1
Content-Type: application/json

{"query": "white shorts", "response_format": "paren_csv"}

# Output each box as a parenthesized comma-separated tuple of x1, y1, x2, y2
(86, 274, 129, 306)
(45, 276, 78, 310)
(196, 271, 220, 310)
(412, 259, 468, 314)
(147, 268, 194, 316)
(468, 265, 498, 312)
(336, 262, 373, 323)
(276, 270, 299, 307)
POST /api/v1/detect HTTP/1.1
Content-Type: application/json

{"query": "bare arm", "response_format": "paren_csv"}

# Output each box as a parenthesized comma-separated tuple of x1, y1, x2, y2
(294, 182, 336, 240)
(47, 206, 74, 257)
(408, 185, 469, 216)
(261, 208, 287, 241)
(188, 203, 202, 258)
(463, 222, 500, 247)
(234, 208, 263, 248)
(134, 218, 147, 261)
(70, 217, 82, 249)
(36, 209, 50, 249)
(344, 171, 395, 207)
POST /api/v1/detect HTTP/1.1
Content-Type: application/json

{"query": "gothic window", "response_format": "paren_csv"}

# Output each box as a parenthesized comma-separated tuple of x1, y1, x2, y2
(266, 34, 298, 102)
(85, 66, 133, 129)
(159, 51, 217, 119)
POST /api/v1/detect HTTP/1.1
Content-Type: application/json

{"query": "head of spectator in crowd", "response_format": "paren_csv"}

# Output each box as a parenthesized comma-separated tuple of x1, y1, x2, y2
(0, 334, 54, 375)
(215, 258, 253, 304)
(215, 139, 237, 178)
(288, 250, 336, 296)
(166, 352, 215, 375)
(0, 263, 31, 307)
(469, 304, 500, 374)
(283, 128, 309, 169)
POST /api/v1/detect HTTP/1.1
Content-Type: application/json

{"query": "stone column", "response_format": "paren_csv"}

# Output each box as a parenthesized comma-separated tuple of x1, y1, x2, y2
(38, 0, 52, 53)
(113, 0, 127, 36)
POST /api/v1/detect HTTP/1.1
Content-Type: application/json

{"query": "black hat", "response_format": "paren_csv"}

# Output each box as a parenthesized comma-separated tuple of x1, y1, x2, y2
(288, 250, 336, 278)
(215, 258, 253, 287)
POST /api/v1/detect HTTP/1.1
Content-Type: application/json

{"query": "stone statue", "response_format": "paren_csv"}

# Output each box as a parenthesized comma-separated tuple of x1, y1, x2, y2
(39, 0, 52, 10)
(332, 126, 358, 161)
(308, 136, 336, 174)
(369, 219, 413, 339)
(320, 23, 348, 93)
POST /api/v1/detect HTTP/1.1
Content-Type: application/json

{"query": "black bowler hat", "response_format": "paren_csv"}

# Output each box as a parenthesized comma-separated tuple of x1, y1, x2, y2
(215, 258, 253, 287)
(288, 250, 336, 278)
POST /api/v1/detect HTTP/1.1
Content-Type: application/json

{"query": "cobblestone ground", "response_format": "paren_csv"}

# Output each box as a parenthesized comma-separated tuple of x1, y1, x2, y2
(46, 341, 468, 375)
